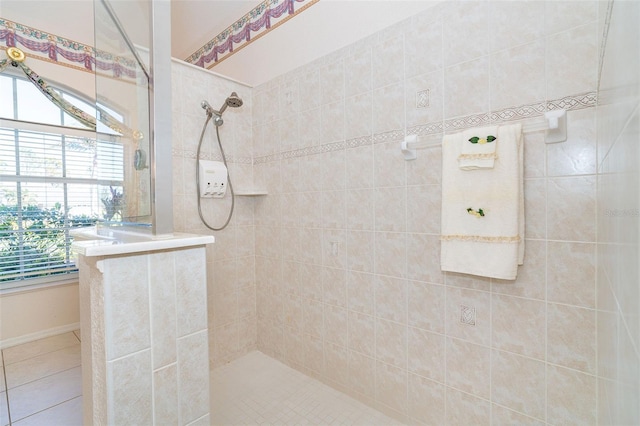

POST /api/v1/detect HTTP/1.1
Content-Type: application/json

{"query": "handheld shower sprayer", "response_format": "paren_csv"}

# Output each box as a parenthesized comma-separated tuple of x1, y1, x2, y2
(196, 92, 244, 231)
(201, 92, 243, 126)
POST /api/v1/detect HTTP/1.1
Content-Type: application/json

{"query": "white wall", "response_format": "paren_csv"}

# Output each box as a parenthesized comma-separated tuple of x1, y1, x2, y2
(0, 283, 80, 348)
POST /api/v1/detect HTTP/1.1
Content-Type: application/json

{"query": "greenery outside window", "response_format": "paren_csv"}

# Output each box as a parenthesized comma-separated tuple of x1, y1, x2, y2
(0, 73, 124, 290)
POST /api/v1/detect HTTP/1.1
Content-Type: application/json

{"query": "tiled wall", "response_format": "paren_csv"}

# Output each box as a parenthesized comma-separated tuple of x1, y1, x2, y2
(78, 247, 210, 425)
(171, 60, 257, 368)
(251, 1, 601, 424)
(596, 1, 640, 424)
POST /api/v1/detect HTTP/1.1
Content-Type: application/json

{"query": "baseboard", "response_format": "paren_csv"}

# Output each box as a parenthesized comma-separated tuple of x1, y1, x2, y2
(0, 322, 80, 350)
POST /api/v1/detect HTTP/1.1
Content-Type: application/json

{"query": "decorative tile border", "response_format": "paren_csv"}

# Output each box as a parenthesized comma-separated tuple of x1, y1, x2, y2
(373, 129, 405, 145)
(185, 0, 319, 69)
(171, 148, 253, 164)
(0, 18, 138, 80)
(254, 92, 597, 164)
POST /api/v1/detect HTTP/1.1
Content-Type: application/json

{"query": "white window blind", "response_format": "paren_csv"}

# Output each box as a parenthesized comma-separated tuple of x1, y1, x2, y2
(0, 73, 124, 289)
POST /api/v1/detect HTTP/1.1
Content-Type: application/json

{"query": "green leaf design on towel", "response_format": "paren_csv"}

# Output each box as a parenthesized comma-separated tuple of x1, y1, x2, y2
(467, 207, 485, 217)
(468, 135, 496, 144)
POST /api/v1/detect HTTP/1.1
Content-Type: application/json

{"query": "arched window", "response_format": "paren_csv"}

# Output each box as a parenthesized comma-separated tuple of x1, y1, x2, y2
(0, 72, 124, 289)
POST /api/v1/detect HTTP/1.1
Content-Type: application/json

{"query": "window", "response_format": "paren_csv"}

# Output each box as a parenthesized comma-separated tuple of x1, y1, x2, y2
(0, 73, 124, 289)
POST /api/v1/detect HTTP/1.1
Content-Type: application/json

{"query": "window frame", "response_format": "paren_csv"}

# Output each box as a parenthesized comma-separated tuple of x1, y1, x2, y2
(0, 71, 125, 292)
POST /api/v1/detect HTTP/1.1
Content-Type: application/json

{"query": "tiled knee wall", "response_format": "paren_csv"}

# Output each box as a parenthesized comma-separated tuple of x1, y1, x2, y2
(78, 247, 210, 425)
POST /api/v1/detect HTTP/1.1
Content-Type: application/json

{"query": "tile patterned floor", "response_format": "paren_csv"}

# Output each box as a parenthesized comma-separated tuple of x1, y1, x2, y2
(211, 351, 402, 426)
(1, 333, 398, 425)
(0, 331, 82, 426)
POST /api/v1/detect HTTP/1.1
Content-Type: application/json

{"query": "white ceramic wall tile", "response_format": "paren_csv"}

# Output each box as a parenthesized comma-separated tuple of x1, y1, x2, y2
(321, 101, 345, 144)
(404, 18, 443, 79)
(490, 40, 545, 111)
(445, 386, 490, 426)
(178, 330, 210, 425)
(407, 327, 445, 383)
(523, 179, 547, 240)
(491, 350, 545, 420)
(107, 350, 152, 425)
(149, 251, 177, 369)
(547, 303, 597, 374)
(376, 319, 407, 371)
(445, 337, 490, 400)
(547, 241, 596, 308)
(489, 1, 545, 52)
(372, 35, 404, 89)
(442, 0, 489, 66)
(103, 255, 151, 361)
(407, 373, 445, 425)
(345, 49, 372, 97)
(545, 0, 598, 36)
(547, 175, 597, 242)
(345, 92, 373, 140)
(374, 232, 407, 278)
(492, 294, 545, 360)
(346, 272, 375, 316)
(153, 365, 178, 425)
(547, 364, 597, 425)
(491, 403, 545, 426)
(407, 234, 444, 285)
(374, 275, 407, 324)
(408, 281, 445, 333)
(375, 361, 407, 414)
(372, 83, 405, 135)
(546, 23, 598, 100)
(444, 56, 490, 118)
(175, 248, 208, 337)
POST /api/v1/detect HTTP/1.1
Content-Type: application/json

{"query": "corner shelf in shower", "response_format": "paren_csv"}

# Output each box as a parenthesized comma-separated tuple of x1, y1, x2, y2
(235, 188, 268, 196)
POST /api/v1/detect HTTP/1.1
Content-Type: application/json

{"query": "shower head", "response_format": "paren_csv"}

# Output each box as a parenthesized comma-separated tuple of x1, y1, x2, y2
(218, 92, 243, 115)
(201, 92, 243, 124)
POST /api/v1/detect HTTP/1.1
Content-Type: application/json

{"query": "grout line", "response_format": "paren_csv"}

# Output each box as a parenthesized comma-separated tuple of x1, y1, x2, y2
(1, 350, 11, 426)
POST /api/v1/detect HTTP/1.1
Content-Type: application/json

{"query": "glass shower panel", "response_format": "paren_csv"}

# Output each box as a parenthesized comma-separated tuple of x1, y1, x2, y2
(93, 0, 152, 228)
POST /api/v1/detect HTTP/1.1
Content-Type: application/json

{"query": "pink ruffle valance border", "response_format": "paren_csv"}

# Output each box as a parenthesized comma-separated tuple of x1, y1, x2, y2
(0, 18, 137, 80)
(185, 0, 317, 69)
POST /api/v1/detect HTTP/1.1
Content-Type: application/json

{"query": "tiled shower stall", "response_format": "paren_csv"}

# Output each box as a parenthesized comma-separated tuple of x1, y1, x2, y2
(169, 1, 637, 424)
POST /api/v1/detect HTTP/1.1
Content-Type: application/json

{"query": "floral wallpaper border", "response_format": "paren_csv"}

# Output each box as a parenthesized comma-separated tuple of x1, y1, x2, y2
(0, 18, 138, 80)
(185, 0, 318, 69)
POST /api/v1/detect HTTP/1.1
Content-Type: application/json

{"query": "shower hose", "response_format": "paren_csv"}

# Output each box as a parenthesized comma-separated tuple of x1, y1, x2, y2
(195, 114, 235, 231)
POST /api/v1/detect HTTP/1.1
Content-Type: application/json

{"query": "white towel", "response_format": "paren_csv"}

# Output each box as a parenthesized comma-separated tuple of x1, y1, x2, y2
(441, 123, 524, 280)
(458, 126, 498, 170)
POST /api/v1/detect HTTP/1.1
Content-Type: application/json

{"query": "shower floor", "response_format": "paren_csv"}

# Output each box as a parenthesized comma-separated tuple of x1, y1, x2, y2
(210, 351, 402, 426)
(1, 333, 400, 425)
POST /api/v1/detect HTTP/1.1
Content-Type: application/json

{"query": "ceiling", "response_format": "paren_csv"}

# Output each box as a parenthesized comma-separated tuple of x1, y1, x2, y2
(171, 0, 259, 61)
(1, 0, 438, 87)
